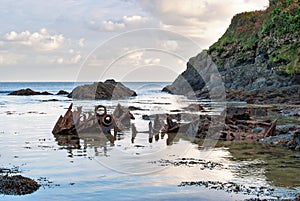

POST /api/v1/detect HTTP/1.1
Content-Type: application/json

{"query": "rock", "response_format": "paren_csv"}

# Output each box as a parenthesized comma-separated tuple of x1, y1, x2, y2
(183, 104, 205, 111)
(0, 175, 40, 195)
(56, 90, 69, 95)
(226, 106, 251, 121)
(290, 131, 300, 151)
(252, 127, 263, 134)
(41, 99, 59, 102)
(128, 106, 145, 111)
(162, 1, 300, 104)
(142, 115, 150, 120)
(40, 91, 53, 95)
(68, 79, 137, 100)
(8, 88, 53, 96)
(162, 52, 219, 98)
(226, 85, 300, 104)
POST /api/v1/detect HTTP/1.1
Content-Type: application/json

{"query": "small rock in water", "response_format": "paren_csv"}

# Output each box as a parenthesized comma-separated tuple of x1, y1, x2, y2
(0, 175, 40, 195)
(142, 115, 150, 120)
(56, 90, 69, 95)
(8, 88, 53, 96)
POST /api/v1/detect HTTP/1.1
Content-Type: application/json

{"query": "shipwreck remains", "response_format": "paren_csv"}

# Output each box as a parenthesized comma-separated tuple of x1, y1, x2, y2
(52, 103, 120, 135)
(158, 106, 277, 142)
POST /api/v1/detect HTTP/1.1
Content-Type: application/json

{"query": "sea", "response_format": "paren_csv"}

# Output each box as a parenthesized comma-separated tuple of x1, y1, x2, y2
(0, 82, 298, 200)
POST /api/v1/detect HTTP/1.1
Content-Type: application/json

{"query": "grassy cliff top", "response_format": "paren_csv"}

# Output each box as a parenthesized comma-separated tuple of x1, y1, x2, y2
(208, 0, 300, 74)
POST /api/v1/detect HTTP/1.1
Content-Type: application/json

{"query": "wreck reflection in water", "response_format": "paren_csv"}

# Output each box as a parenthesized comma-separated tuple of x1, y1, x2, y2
(53, 123, 185, 157)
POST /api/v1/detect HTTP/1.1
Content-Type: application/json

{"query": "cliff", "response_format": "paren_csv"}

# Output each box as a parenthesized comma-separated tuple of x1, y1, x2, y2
(163, 0, 300, 103)
(209, 0, 300, 74)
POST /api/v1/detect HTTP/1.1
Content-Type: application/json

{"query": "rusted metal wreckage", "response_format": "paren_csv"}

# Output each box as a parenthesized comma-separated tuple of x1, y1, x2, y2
(53, 103, 277, 143)
(52, 103, 134, 135)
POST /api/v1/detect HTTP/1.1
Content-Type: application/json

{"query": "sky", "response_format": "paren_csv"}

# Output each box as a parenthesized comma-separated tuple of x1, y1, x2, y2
(0, 0, 269, 82)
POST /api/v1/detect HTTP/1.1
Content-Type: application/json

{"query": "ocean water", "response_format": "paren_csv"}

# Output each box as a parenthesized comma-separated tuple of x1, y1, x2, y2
(0, 82, 298, 200)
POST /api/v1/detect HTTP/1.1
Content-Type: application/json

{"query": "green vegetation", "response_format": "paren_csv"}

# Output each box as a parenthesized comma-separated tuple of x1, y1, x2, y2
(209, 0, 300, 74)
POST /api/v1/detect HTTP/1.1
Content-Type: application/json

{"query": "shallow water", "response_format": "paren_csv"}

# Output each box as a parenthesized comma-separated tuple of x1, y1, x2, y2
(0, 82, 299, 200)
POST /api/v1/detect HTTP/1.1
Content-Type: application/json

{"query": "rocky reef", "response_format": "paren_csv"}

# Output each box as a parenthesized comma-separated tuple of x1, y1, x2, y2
(68, 79, 137, 100)
(8, 88, 53, 96)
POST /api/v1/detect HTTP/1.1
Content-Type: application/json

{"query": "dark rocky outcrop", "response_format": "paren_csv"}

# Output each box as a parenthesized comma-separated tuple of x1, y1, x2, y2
(163, 0, 300, 104)
(0, 175, 40, 195)
(226, 85, 300, 104)
(162, 51, 225, 100)
(8, 88, 53, 96)
(68, 79, 137, 100)
(56, 90, 69, 95)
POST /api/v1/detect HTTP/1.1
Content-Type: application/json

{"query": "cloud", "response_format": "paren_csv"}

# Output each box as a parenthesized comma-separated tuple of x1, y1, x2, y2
(144, 57, 160, 65)
(4, 28, 65, 51)
(100, 15, 148, 32)
(127, 51, 144, 65)
(79, 38, 85, 47)
(71, 53, 82, 64)
(56, 57, 64, 64)
(161, 40, 179, 51)
(0, 51, 25, 65)
(140, 0, 269, 47)
(123, 15, 148, 26)
(102, 20, 125, 32)
(54, 51, 82, 64)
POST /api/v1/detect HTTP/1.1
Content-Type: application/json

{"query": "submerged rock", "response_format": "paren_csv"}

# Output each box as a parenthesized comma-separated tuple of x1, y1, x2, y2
(8, 88, 53, 96)
(68, 79, 137, 100)
(178, 180, 275, 197)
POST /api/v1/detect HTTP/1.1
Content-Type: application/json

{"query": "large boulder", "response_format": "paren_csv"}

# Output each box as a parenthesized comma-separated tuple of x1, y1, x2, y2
(8, 88, 53, 96)
(68, 79, 137, 100)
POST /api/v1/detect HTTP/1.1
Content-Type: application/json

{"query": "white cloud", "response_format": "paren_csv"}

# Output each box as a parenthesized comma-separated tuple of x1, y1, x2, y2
(102, 20, 125, 32)
(0, 51, 25, 65)
(54, 51, 82, 64)
(100, 15, 148, 32)
(144, 58, 160, 65)
(128, 51, 144, 65)
(140, 0, 269, 47)
(57, 57, 64, 64)
(71, 53, 82, 64)
(4, 28, 65, 51)
(79, 38, 85, 47)
(161, 40, 179, 51)
(123, 15, 148, 25)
